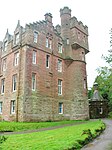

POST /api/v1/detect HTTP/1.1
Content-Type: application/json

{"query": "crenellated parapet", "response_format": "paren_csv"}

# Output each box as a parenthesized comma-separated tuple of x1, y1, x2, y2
(70, 17, 88, 35)
(60, 7, 71, 17)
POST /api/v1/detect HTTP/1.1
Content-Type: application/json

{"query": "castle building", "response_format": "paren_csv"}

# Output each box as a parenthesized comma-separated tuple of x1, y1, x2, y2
(0, 7, 89, 122)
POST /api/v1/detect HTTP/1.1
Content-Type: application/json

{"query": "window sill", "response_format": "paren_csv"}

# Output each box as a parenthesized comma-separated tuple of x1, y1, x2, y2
(10, 112, 15, 115)
(59, 113, 63, 114)
(12, 90, 17, 93)
(1, 93, 4, 95)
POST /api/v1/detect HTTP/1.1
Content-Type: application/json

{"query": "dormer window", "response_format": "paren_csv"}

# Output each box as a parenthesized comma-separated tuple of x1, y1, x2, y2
(14, 52, 19, 66)
(15, 33, 19, 45)
(67, 38, 69, 45)
(58, 59, 62, 72)
(49, 39, 52, 49)
(2, 58, 7, 71)
(34, 31, 38, 43)
(4, 41, 8, 51)
(46, 37, 49, 48)
(46, 37, 52, 49)
(58, 43, 62, 53)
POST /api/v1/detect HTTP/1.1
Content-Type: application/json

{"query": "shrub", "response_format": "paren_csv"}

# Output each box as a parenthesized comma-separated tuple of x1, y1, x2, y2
(0, 136, 7, 149)
(108, 112, 112, 118)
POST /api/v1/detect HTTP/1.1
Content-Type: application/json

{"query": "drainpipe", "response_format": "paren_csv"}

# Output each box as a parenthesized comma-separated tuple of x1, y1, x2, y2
(16, 43, 22, 122)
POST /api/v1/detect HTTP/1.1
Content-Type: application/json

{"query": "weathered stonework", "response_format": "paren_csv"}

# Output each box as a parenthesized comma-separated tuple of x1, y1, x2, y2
(0, 7, 89, 122)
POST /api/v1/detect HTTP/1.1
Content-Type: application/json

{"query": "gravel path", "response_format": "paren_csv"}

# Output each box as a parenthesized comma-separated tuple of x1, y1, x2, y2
(81, 119, 112, 150)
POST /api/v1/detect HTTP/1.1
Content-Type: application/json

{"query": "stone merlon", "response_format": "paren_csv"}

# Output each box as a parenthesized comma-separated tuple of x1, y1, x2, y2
(45, 13, 53, 23)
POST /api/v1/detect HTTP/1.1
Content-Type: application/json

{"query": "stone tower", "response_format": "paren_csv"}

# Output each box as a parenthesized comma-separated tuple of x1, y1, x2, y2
(60, 7, 89, 120)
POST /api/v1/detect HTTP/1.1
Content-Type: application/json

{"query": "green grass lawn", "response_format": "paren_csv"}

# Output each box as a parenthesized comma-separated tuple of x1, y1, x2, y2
(0, 120, 85, 132)
(0, 120, 105, 150)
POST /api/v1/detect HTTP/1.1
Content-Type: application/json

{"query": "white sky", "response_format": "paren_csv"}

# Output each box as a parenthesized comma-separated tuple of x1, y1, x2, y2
(0, 0, 111, 88)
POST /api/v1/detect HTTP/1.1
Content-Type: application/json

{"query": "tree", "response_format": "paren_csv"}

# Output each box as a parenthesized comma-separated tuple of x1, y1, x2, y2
(93, 29, 112, 111)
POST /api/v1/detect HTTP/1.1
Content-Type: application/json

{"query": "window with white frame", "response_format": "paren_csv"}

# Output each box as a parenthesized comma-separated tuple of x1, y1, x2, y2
(67, 38, 69, 45)
(58, 79, 62, 95)
(59, 102, 63, 114)
(32, 50, 36, 64)
(46, 37, 49, 48)
(58, 43, 62, 53)
(49, 39, 52, 49)
(15, 33, 19, 45)
(0, 102, 3, 114)
(46, 55, 50, 68)
(58, 59, 62, 72)
(14, 52, 19, 66)
(34, 31, 38, 43)
(11, 100, 15, 114)
(1, 78, 5, 94)
(4, 41, 8, 51)
(32, 73, 36, 91)
(46, 37, 52, 49)
(2, 58, 7, 71)
(12, 74, 17, 92)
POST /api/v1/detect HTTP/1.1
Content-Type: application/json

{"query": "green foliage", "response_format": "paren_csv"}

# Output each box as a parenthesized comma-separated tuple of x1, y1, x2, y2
(108, 111, 112, 118)
(0, 120, 105, 150)
(94, 48, 112, 111)
(0, 136, 7, 144)
(0, 120, 84, 132)
(88, 88, 94, 99)
(0, 135, 7, 150)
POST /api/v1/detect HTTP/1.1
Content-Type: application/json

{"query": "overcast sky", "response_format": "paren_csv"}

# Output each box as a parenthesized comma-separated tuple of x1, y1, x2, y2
(0, 0, 111, 88)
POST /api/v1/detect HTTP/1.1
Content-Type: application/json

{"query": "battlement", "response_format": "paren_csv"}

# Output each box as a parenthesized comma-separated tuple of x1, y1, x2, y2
(70, 17, 88, 35)
(25, 20, 47, 30)
(60, 7, 71, 17)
